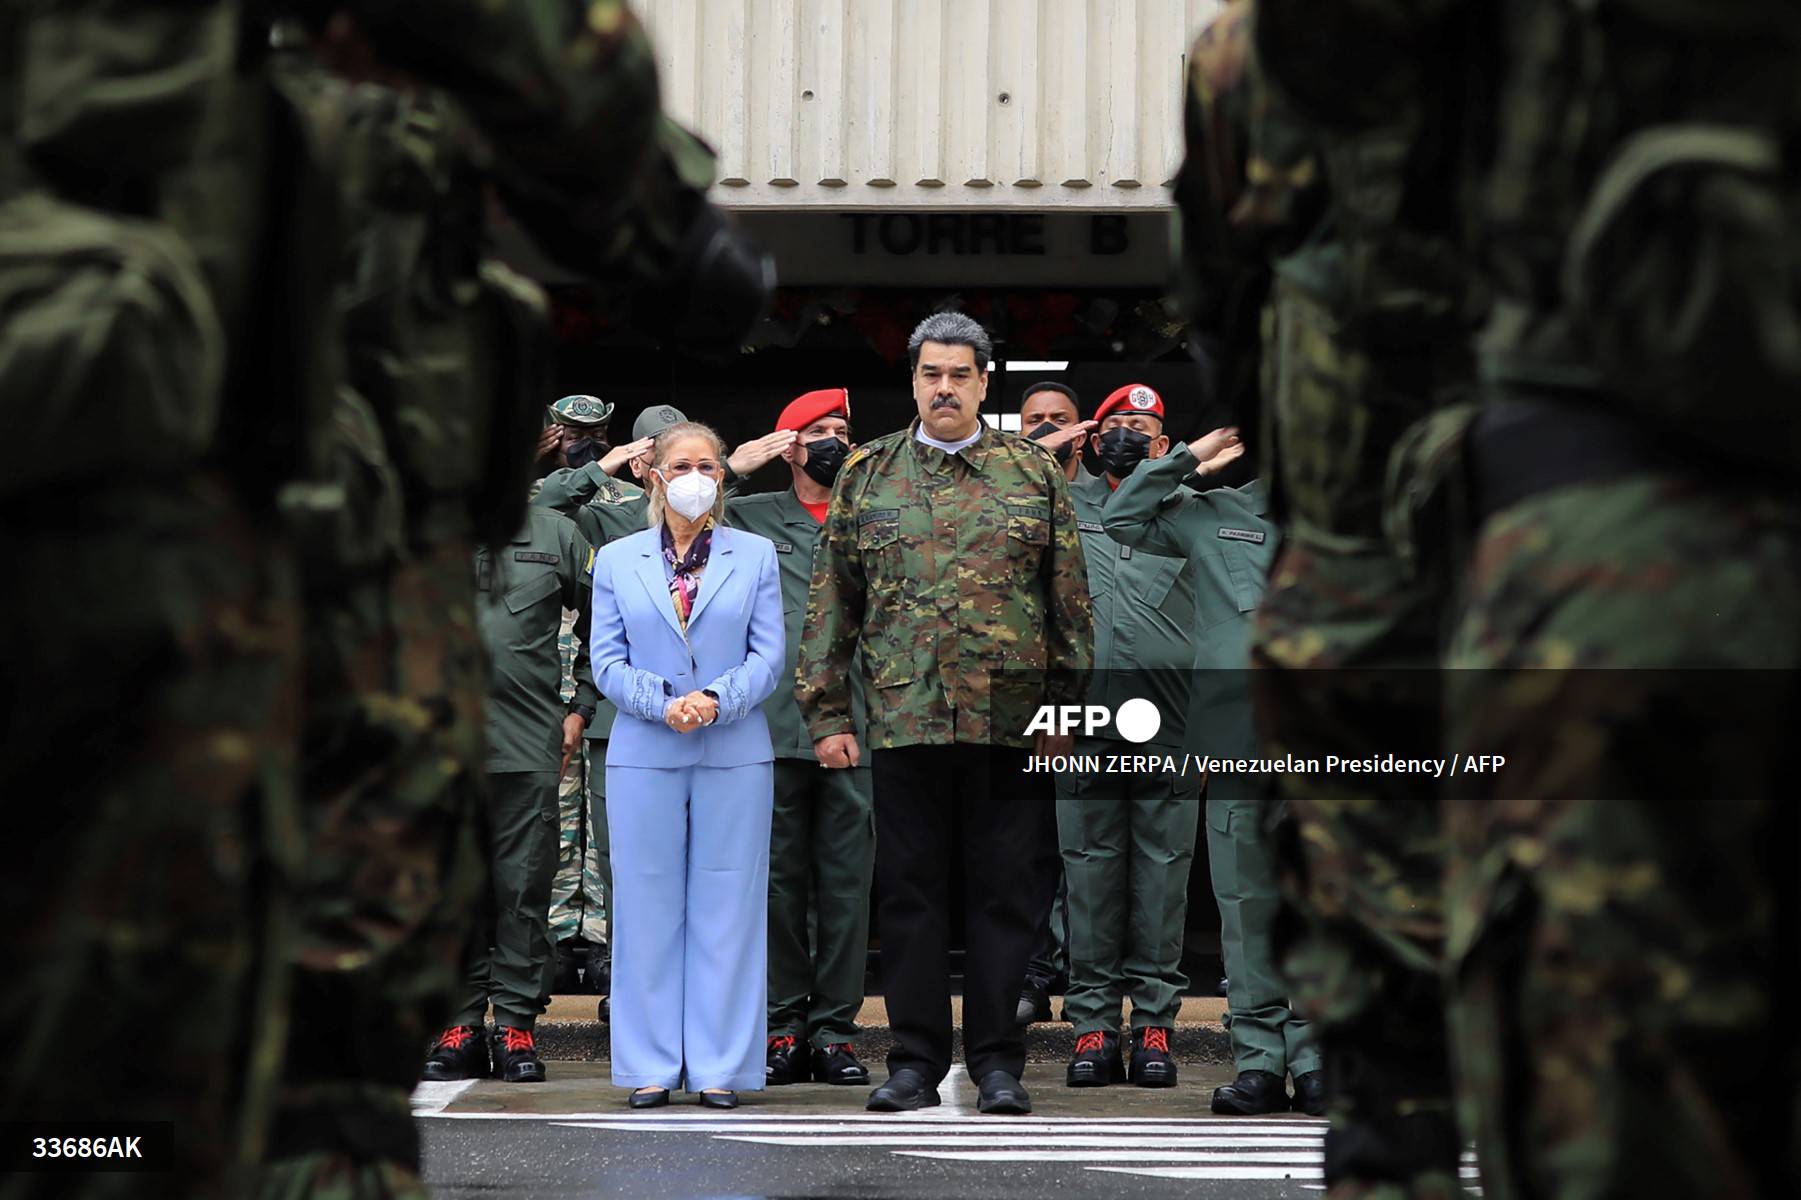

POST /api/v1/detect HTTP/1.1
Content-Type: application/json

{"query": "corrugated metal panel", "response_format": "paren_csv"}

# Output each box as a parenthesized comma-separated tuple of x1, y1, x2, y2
(637, 0, 1225, 210)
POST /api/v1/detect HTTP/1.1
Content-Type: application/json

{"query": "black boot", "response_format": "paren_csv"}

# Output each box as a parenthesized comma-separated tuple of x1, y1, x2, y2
(1127, 1026, 1177, 1088)
(766, 1035, 808, 1085)
(1211, 1069, 1290, 1115)
(1291, 1070, 1327, 1116)
(1066, 1031, 1124, 1087)
(492, 1026, 546, 1083)
(1014, 974, 1053, 1026)
(421, 1025, 488, 1082)
(811, 1042, 870, 1085)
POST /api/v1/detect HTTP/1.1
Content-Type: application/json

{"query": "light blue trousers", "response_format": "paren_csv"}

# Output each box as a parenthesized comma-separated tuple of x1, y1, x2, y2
(607, 762, 773, 1091)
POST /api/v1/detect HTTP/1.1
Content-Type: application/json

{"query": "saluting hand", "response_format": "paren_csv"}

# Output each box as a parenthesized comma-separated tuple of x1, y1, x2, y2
(1037, 420, 1096, 458)
(814, 734, 860, 770)
(730, 429, 800, 476)
(1188, 426, 1245, 475)
(602, 437, 655, 477)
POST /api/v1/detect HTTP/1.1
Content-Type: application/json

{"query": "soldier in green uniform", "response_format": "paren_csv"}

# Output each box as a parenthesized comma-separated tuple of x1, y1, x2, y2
(1102, 411, 1324, 1115)
(537, 396, 614, 990)
(422, 506, 596, 1084)
(1025, 383, 1210, 1089)
(797, 312, 1094, 1117)
(1252, 1, 1801, 1195)
(725, 389, 876, 1088)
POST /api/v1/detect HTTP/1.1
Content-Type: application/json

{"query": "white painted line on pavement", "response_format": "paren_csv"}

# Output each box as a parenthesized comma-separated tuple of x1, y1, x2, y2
(409, 1080, 477, 1115)
(711, 1134, 1321, 1148)
(549, 1121, 1319, 1138)
(895, 1150, 1323, 1163)
(1095, 1165, 1325, 1180)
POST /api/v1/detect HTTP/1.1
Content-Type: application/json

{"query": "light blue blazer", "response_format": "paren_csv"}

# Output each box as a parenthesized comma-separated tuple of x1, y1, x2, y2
(589, 525, 784, 768)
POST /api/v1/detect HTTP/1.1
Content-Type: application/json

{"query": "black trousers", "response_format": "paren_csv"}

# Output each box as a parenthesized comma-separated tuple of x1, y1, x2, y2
(871, 743, 1054, 1085)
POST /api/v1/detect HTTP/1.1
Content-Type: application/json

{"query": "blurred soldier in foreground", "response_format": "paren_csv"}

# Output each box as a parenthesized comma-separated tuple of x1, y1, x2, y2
(1032, 384, 1208, 1091)
(1, 9, 308, 1192)
(796, 312, 1093, 1117)
(264, 3, 769, 1193)
(422, 505, 595, 1084)
(1255, 0, 1801, 1193)
(1177, 0, 1473, 1178)
(724, 390, 876, 1088)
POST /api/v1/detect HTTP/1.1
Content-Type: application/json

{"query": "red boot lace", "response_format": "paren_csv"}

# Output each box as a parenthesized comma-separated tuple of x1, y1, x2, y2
(768, 1034, 797, 1051)
(1074, 1031, 1108, 1055)
(499, 1027, 535, 1053)
(436, 1026, 476, 1050)
(1140, 1027, 1171, 1054)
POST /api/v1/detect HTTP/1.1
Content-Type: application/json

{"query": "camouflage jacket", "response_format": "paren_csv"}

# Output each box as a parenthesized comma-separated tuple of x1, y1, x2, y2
(796, 421, 1093, 751)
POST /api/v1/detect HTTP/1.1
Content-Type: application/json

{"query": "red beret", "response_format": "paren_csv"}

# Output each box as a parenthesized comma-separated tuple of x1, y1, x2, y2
(777, 387, 851, 433)
(1095, 383, 1165, 424)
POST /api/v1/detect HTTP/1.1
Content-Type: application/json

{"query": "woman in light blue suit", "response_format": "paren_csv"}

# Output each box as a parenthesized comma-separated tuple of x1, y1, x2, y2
(588, 422, 784, 1109)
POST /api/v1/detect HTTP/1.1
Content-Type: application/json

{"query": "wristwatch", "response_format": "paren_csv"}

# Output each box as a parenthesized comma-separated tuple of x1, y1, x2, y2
(571, 703, 595, 725)
(701, 689, 719, 725)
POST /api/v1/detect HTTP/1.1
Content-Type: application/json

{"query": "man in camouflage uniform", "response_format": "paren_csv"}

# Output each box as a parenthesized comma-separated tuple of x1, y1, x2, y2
(1255, 1, 1801, 1194)
(421, 504, 595, 1084)
(796, 312, 1093, 1116)
(1177, 0, 1474, 1185)
(725, 389, 876, 1088)
(537, 396, 614, 992)
(1, 9, 309, 1192)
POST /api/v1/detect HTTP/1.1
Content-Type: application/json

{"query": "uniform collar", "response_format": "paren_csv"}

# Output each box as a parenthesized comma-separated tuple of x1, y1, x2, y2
(777, 487, 822, 525)
(908, 417, 990, 473)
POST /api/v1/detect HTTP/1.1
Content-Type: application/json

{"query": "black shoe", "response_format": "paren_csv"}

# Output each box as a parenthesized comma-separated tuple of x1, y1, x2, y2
(492, 1026, 546, 1083)
(1291, 1070, 1327, 1116)
(1218, 976, 1230, 997)
(866, 1068, 941, 1112)
(699, 1089, 739, 1110)
(766, 1035, 808, 1085)
(628, 1087, 670, 1109)
(1065, 1031, 1124, 1087)
(811, 1042, 870, 1086)
(1128, 1026, 1177, 1088)
(597, 996, 609, 1023)
(1014, 976, 1053, 1026)
(976, 1070, 1032, 1114)
(1211, 1069, 1291, 1115)
(421, 1025, 488, 1081)
(583, 947, 611, 996)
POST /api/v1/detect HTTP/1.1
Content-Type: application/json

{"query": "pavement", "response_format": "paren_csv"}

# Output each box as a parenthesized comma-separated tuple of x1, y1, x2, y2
(415, 999, 1483, 1199)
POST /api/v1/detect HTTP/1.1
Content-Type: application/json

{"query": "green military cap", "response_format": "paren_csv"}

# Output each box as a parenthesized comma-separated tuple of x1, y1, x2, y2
(549, 394, 615, 427)
(632, 404, 688, 441)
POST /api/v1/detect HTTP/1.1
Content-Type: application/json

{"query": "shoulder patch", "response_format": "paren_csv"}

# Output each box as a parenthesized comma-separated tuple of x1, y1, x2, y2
(1217, 527, 1267, 544)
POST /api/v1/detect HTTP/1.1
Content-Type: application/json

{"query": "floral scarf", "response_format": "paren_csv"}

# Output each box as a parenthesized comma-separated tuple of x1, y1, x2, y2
(661, 521, 713, 631)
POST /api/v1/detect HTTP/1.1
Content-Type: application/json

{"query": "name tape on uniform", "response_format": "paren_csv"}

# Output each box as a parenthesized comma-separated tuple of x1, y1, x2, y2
(1216, 527, 1266, 544)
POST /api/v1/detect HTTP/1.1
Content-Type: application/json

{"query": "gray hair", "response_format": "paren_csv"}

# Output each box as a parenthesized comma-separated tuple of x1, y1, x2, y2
(907, 312, 993, 371)
(645, 421, 729, 528)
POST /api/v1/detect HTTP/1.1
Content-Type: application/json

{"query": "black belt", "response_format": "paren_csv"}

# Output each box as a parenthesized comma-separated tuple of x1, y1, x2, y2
(1468, 398, 1686, 526)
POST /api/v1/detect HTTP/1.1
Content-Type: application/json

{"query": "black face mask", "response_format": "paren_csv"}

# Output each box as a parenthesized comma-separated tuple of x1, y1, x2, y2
(1027, 421, 1075, 464)
(1096, 428, 1154, 478)
(800, 436, 849, 487)
(564, 436, 606, 470)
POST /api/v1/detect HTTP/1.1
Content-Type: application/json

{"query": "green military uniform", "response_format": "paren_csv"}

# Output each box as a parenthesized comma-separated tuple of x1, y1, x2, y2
(1104, 449, 1319, 1082)
(1056, 470, 1203, 1036)
(547, 607, 607, 949)
(457, 507, 596, 1030)
(727, 489, 874, 1052)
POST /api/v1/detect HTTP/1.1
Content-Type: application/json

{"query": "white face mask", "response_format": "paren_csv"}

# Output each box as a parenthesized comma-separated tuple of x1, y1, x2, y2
(657, 468, 718, 521)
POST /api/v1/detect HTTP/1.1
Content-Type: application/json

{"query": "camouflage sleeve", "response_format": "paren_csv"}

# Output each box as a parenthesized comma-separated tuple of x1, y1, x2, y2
(350, 0, 713, 285)
(1102, 444, 1204, 559)
(795, 461, 868, 743)
(561, 522, 600, 713)
(1041, 461, 1094, 708)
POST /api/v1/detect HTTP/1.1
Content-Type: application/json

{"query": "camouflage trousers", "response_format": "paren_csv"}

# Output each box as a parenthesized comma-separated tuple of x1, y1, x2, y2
(0, 482, 301, 1200)
(1444, 472, 1801, 1200)
(260, 543, 490, 1199)
(547, 743, 607, 947)
(1252, 540, 1461, 1200)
